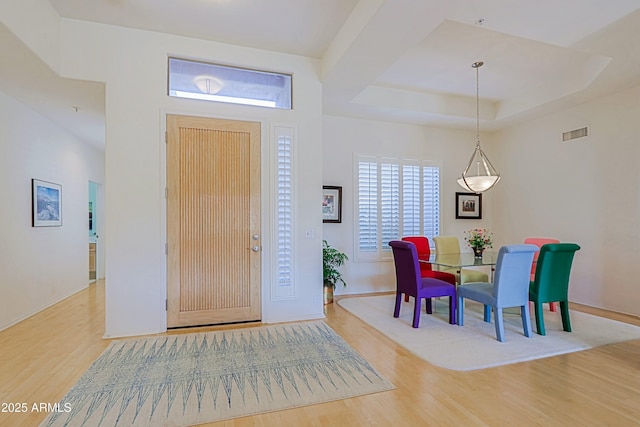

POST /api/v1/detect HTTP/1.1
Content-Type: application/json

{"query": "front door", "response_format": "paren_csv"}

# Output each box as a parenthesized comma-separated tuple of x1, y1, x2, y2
(166, 114, 261, 328)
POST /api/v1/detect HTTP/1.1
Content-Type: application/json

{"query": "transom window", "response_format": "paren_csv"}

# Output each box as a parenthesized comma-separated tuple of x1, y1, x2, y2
(168, 58, 292, 109)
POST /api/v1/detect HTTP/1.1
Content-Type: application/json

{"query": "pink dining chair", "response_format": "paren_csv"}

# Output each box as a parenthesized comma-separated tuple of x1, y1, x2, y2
(524, 237, 560, 312)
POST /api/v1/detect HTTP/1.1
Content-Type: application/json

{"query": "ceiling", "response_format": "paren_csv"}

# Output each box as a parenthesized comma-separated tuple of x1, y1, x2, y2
(3, 0, 640, 149)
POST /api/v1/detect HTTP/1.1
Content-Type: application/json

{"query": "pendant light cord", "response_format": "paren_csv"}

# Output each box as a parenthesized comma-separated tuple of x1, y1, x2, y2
(473, 61, 483, 148)
(476, 65, 480, 147)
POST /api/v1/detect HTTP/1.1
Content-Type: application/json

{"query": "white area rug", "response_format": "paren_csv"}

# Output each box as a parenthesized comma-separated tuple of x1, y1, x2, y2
(338, 295, 640, 371)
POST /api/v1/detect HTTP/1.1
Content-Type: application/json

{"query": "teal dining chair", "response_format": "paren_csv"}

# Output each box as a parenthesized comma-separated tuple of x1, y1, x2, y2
(457, 244, 538, 342)
(529, 243, 581, 335)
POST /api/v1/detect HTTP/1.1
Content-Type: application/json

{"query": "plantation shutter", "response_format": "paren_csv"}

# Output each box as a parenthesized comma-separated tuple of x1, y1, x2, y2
(380, 161, 399, 252)
(358, 159, 378, 253)
(273, 126, 296, 299)
(356, 155, 441, 260)
(402, 164, 421, 236)
(277, 135, 292, 287)
(422, 164, 440, 241)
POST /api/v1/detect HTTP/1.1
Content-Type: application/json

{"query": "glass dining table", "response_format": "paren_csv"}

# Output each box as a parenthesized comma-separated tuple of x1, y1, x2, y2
(424, 252, 498, 283)
(422, 252, 522, 314)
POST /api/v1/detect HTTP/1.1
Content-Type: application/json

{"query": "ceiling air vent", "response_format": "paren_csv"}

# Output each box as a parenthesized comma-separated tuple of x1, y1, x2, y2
(561, 126, 589, 143)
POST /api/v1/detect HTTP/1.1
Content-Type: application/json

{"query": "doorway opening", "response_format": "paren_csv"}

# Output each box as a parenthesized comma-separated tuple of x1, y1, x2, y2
(89, 181, 100, 282)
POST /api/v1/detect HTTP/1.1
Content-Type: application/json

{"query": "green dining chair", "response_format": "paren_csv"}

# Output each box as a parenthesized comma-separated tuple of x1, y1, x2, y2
(433, 236, 488, 285)
(529, 243, 581, 335)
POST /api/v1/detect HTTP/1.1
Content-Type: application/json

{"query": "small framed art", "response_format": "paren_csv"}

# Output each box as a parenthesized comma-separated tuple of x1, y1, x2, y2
(455, 192, 482, 219)
(32, 179, 62, 227)
(322, 185, 342, 223)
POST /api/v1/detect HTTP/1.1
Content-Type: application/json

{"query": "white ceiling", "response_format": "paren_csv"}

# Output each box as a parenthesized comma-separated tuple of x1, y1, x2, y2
(3, 0, 640, 149)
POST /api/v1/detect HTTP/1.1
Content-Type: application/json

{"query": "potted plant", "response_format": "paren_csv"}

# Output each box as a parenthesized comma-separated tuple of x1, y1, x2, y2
(322, 240, 348, 304)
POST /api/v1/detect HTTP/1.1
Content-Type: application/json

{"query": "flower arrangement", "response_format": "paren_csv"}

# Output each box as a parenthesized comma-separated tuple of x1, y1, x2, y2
(464, 228, 493, 249)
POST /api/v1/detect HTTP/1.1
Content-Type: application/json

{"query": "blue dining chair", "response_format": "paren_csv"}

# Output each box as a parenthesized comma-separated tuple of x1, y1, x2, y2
(457, 244, 538, 342)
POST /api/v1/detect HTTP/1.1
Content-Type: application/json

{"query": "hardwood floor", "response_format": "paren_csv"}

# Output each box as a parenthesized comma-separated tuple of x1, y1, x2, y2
(1, 281, 639, 426)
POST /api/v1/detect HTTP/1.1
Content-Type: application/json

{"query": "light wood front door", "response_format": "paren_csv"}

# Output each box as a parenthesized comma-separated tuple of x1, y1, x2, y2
(166, 114, 261, 328)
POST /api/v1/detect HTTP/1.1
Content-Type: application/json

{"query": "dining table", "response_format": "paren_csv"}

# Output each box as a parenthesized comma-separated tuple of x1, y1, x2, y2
(425, 251, 498, 283)
(423, 251, 528, 316)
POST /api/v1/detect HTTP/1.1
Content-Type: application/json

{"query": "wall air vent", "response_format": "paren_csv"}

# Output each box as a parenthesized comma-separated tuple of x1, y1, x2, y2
(561, 126, 589, 143)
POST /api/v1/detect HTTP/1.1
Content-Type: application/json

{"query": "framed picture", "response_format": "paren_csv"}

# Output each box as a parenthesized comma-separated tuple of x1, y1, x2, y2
(455, 192, 482, 219)
(32, 179, 62, 227)
(322, 185, 342, 223)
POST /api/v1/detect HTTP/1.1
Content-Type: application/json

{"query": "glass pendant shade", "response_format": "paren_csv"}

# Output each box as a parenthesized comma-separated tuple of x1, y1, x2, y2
(458, 61, 500, 193)
(457, 145, 501, 193)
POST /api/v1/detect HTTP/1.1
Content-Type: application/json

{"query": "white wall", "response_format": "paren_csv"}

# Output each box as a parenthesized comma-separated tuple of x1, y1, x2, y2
(0, 0, 60, 74)
(8, 1, 636, 333)
(0, 91, 105, 331)
(492, 84, 640, 316)
(54, 20, 324, 337)
(322, 115, 495, 296)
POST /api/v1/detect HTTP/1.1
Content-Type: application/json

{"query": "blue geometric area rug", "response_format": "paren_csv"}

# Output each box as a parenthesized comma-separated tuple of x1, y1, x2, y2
(40, 321, 393, 427)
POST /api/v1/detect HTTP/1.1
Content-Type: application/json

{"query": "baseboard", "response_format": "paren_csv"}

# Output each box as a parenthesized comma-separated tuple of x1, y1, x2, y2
(102, 325, 169, 339)
(261, 313, 326, 324)
(570, 301, 640, 326)
(0, 284, 88, 332)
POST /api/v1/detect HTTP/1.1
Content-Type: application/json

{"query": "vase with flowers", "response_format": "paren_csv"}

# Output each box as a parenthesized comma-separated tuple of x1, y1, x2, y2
(464, 228, 493, 258)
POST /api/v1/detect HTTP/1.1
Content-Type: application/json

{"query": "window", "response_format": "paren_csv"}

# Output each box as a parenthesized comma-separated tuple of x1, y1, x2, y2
(356, 155, 440, 260)
(168, 58, 292, 109)
(272, 125, 297, 299)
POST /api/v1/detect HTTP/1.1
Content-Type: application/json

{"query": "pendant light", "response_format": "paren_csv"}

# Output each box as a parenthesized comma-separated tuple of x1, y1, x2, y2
(457, 61, 500, 193)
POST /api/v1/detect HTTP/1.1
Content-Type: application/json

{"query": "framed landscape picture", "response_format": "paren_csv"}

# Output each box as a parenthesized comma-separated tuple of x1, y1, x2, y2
(455, 192, 482, 219)
(32, 179, 62, 227)
(322, 185, 342, 223)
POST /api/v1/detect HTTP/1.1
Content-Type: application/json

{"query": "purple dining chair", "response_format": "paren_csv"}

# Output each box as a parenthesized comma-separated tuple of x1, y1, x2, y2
(389, 240, 457, 328)
(401, 236, 457, 303)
